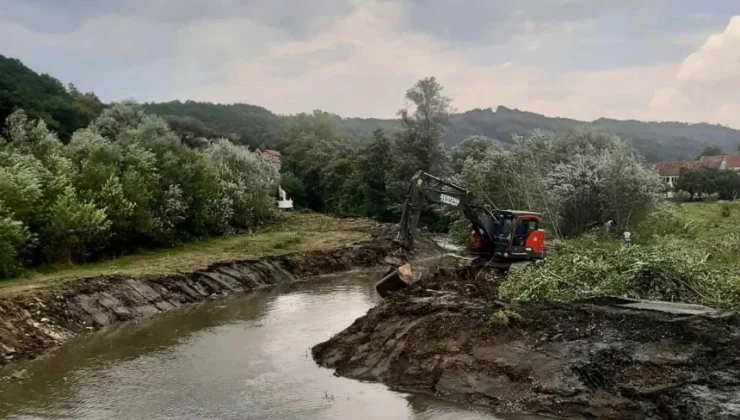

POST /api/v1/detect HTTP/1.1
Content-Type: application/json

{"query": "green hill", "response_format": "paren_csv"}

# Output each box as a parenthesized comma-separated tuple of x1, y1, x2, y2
(0, 55, 103, 141)
(3, 54, 739, 161)
(142, 101, 285, 149)
(338, 107, 740, 162)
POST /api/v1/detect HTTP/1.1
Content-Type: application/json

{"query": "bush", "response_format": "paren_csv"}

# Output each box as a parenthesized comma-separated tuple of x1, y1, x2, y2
(501, 234, 740, 310)
(722, 204, 732, 218)
(42, 187, 111, 263)
(673, 190, 691, 203)
(0, 215, 29, 278)
(0, 105, 281, 278)
(461, 129, 662, 238)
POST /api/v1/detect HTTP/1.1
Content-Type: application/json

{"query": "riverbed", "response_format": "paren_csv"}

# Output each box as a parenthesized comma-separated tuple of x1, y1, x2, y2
(0, 266, 524, 420)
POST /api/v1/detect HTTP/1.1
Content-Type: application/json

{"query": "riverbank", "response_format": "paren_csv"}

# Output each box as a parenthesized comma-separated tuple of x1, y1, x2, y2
(313, 264, 740, 419)
(0, 215, 441, 365)
(0, 213, 376, 296)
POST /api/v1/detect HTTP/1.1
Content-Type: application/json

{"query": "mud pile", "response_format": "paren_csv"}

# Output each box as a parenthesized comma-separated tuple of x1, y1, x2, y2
(0, 233, 440, 365)
(313, 265, 740, 419)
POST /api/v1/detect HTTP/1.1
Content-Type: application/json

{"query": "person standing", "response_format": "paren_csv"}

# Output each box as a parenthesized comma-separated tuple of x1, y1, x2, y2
(623, 231, 631, 247)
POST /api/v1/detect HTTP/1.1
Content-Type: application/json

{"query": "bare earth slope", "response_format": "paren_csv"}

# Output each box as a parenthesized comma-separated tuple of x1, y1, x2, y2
(313, 266, 740, 419)
(0, 218, 441, 366)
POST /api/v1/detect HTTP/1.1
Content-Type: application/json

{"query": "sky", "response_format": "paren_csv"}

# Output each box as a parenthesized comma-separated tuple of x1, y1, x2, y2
(1, 0, 739, 126)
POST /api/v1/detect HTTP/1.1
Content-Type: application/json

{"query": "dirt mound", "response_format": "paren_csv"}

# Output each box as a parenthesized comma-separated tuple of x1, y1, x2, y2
(313, 264, 740, 419)
(0, 233, 441, 365)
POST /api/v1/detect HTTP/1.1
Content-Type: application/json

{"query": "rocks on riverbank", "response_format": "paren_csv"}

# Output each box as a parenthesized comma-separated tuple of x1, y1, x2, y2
(0, 233, 441, 365)
(313, 265, 740, 419)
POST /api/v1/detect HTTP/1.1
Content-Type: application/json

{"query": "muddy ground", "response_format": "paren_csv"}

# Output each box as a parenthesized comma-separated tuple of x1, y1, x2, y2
(313, 265, 740, 419)
(0, 230, 440, 366)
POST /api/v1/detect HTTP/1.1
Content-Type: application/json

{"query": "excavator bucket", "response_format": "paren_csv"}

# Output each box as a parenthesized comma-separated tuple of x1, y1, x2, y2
(375, 263, 413, 298)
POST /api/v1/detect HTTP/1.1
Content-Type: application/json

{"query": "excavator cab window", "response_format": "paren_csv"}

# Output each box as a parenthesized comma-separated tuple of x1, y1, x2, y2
(512, 217, 538, 247)
(498, 218, 512, 241)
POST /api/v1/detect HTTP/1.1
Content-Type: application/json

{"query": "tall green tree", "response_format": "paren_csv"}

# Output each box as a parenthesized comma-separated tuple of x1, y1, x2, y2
(394, 77, 451, 180)
(363, 129, 393, 221)
(450, 135, 497, 173)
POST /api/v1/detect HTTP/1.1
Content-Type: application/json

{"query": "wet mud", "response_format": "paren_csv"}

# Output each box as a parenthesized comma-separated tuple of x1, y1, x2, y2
(313, 265, 740, 419)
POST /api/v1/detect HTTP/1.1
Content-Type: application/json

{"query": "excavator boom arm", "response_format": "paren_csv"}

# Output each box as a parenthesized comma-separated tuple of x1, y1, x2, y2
(396, 171, 492, 247)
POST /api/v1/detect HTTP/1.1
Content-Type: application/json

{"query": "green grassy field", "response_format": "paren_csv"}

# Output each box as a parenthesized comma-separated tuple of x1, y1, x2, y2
(678, 201, 740, 237)
(0, 213, 375, 295)
(502, 200, 740, 310)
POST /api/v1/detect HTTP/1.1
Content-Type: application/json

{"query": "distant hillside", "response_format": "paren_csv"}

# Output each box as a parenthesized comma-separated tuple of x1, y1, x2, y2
(0, 55, 103, 141)
(338, 107, 740, 162)
(3, 54, 739, 161)
(142, 101, 285, 149)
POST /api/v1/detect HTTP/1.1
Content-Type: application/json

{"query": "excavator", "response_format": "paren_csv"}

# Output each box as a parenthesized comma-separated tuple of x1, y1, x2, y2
(376, 171, 546, 298)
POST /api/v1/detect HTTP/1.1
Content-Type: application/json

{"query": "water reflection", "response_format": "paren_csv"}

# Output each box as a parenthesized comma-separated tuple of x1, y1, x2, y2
(0, 266, 525, 419)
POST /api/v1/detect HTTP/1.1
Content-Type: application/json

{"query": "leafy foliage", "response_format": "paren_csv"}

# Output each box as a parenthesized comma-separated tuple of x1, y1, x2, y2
(0, 104, 279, 278)
(143, 100, 284, 150)
(281, 79, 451, 226)
(502, 232, 740, 311)
(676, 166, 740, 200)
(0, 55, 103, 141)
(461, 129, 662, 237)
(340, 106, 740, 163)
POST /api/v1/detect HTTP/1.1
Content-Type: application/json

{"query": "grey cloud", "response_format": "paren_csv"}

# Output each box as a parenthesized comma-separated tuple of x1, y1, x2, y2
(17, 0, 358, 39)
(397, 0, 676, 44)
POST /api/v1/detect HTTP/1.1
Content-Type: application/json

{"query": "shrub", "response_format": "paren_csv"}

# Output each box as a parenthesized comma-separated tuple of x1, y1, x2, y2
(722, 204, 732, 218)
(0, 215, 30, 278)
(42, 187, 111, 263)
(501, 234, 740, 310)
(673, 190, 691, 203)
(461, 129, 662, 238)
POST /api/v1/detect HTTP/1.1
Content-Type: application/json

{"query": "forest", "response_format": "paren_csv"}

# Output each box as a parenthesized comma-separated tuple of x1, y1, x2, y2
(3, 53, 740, 162)
(0, 105, 278, 278)
(0, 71, 664, 280)
(4, 54, 740, 312)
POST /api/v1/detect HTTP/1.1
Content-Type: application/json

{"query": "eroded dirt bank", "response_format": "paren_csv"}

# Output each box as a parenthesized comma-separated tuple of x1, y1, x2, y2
(0, 232, 440, 366)
(313, 266, 740, 419)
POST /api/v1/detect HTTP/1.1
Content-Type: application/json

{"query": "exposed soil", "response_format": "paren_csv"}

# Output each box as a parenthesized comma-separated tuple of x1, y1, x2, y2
(0, 230, 441, 366)
(313, 265, 740, 419)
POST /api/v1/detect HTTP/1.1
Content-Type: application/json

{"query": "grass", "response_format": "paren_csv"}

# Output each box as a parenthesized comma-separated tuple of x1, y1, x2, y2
(0, 213, 375, 295)
(501, 201, 740, 311)
(679, 202, 740, 237)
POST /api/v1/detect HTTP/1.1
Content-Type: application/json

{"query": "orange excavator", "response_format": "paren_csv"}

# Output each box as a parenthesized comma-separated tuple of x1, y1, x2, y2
(376, 171, 546, 297)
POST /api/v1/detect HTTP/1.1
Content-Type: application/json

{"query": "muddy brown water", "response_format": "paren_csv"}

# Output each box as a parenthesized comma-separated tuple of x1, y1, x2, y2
(0, 266, 543, 420)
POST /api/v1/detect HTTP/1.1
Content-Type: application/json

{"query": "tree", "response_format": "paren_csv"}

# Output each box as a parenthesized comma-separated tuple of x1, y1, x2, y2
(0, 103, 281, 274)
(450, 135, 497, 173)
(363, 129, 393, 221)
(394, 77, 451, 181)
(676, 166, 740, 200)
(697, 145, 725, 160)
(462, 129, 661, 237)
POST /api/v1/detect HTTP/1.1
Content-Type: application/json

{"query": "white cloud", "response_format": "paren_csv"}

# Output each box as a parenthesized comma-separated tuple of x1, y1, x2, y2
(649, 16, 740, 125)
(175, 1, 678, 121)
(3, 0, 740, 129)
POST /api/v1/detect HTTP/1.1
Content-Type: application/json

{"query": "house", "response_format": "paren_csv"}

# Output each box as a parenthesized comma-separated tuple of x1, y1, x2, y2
(700, 155, 740, 171)
(263, 149, 281, 165)
(652, 161, 705, 188)
(653, 155, 740, 196)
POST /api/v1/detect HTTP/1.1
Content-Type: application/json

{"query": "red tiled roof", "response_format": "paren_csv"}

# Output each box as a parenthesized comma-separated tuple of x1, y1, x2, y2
(699, 155, 725, 164)
(724, 155, 740, 168)
(262, 149, 281, 164)
(652, 161, 704, 177)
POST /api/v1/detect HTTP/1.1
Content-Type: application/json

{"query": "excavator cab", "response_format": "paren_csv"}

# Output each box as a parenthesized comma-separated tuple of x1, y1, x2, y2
(479, 210, 545, 261)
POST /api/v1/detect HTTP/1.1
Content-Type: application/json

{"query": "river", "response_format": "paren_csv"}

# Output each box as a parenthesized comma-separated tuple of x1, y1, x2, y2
(0, 266, 533, 420)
